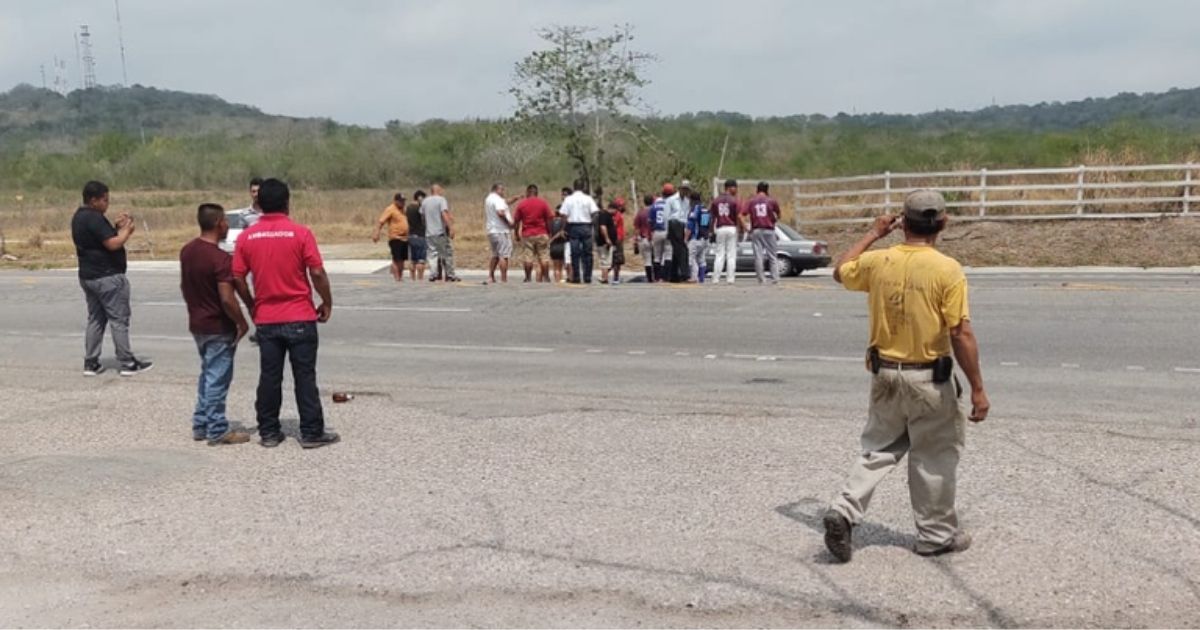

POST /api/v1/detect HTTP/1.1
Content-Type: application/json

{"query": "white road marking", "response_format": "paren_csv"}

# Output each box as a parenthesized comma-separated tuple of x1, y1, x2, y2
(1126, 365, 1146, 372)
(367, 342, 553, 354)
(1001, 362, 1020, 367)
(675, 351, 691, 357)
(756, 356, 777, 362)
(627, 350, 646, 356)
(585, 348, 604, 354)
(1061, 363, 1081, 369)
(704, 354, 717, 359)
(141, 302, 471, 313)
(1174, 367, 1200, 374)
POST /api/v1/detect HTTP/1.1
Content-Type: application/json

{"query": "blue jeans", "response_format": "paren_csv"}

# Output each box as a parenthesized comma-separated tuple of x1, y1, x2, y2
(255, 321, 325, 440)
(192, 333, 237, 440)
(567, 223, 594, 283)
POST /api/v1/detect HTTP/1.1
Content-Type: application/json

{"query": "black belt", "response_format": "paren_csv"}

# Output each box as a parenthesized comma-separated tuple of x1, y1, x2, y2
(877, 358, 938, 370)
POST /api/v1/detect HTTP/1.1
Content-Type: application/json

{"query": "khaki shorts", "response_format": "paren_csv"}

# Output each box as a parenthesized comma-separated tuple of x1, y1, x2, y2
(597, 244, 614, 269)
(521, 234, 550, 266)
(488, 232, 513, 259)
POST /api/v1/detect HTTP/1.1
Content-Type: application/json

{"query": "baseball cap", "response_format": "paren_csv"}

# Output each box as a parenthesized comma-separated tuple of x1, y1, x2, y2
(680, 179, 693, 189)
(903, 189, 947, 222)
(662, 183, 676, 196)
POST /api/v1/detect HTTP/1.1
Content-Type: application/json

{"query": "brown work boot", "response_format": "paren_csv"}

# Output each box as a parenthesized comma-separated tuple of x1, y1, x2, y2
(823, 510, 853, 563)
(207, 430, 252, 446)
(915, 531, 973, 557)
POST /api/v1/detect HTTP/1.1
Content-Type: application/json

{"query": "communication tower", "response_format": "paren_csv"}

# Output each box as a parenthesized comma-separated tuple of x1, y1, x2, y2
(79, 25, 97, 89)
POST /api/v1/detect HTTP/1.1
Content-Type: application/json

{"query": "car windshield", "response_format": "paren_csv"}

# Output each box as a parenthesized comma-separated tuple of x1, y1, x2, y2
(777, 223, 804, 240)
(225, 212, 247, 229)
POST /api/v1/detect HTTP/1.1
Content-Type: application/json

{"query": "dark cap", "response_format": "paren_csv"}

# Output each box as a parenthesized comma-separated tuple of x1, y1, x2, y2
(903, 189, 947, 222)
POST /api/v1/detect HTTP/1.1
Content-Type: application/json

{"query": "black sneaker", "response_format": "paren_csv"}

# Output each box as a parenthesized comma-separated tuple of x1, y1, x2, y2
(823, 510, 853, 563)
(119, 359, 154, 377)
(260, 433, 285, 448)
(193, 431, 206, 442)
(299, 431, 341, 449)
(83, 360, 106, 377)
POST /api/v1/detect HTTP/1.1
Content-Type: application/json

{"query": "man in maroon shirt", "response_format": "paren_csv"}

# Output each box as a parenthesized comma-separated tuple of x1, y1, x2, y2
(710, 179, 742, 284)
(633, 194, 655, 282)
(180, 203, 252, 446)
(232, 179, 339, 449)
(740, 181, 783, 284)
(512, 184, 556, 283)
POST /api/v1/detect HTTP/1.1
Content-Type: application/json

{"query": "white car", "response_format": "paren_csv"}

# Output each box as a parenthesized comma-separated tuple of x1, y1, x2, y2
(219, 210, 250, 253)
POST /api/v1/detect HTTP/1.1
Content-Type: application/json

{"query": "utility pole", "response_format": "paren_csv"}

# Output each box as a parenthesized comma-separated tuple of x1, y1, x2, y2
(114, 0, 129, 86)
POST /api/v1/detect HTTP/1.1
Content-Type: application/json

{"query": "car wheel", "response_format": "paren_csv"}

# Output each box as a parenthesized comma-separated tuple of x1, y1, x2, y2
(777, 255, 795, 277)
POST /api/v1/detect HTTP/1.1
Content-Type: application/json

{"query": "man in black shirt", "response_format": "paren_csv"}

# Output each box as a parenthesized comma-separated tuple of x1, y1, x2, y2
(406, 190, 428, 281)
(72, 181, 152, 376)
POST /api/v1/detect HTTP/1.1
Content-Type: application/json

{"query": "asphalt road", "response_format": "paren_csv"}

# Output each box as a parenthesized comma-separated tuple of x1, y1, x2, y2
(1, 269, 1198, 627)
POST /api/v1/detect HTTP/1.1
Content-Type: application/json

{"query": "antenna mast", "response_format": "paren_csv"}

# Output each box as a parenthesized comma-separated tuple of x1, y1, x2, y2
(114, 0, 129, 86)
(79, 25, 97, 89)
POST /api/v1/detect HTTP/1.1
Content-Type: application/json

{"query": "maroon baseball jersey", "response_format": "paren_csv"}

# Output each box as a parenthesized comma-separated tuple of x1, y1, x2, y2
(743, 195, 780, 230)
(710, 194, 741, 228)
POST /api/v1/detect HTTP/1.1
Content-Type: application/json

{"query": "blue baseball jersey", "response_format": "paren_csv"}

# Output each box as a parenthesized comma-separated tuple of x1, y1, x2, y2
(650, 198, 668, 232)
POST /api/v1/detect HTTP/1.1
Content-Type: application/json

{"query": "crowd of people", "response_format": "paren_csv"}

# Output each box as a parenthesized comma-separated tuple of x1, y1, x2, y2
(71, 175, 991, 561)
(371, 178, 789, 286)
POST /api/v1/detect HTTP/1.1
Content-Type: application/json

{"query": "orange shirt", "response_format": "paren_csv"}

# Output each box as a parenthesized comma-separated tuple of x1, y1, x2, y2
(378, 203, 409, 240)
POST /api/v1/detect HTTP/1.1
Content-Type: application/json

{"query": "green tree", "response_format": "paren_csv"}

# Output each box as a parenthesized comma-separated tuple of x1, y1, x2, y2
(509, 24, 655, 193)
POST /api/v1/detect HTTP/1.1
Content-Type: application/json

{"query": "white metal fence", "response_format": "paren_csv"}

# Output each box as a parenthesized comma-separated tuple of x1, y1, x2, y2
(715, 163, 1200, 225)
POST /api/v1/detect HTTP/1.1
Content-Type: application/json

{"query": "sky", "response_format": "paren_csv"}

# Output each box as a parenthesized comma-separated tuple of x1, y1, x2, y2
(3, 0, 1199, 127)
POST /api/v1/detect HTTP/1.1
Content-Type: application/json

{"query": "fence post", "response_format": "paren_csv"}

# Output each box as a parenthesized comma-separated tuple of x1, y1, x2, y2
(1185, 163, 1193, 215)
(1075, 165, 1086, 215)
(979, 168, 988, 217)
(883, 171, 891, 213)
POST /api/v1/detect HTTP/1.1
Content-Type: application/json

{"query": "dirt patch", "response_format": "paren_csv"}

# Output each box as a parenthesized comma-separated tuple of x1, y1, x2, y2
(805, 216, 1200, 267)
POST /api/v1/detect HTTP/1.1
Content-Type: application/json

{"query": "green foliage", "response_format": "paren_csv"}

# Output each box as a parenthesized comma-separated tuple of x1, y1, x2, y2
(4, 83, 1200, 193)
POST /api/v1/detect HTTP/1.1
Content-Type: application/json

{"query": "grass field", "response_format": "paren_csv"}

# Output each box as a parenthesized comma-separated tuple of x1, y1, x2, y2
(3, 187, 1200, 270)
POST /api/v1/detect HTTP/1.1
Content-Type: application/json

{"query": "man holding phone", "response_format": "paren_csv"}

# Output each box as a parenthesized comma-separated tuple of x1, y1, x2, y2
(72, 180, 153, 377)
(822, 189, 990, 562)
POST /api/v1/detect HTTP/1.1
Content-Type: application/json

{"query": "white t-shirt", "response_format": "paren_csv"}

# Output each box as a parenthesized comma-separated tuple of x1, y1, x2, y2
(484, 192, 512, 235)
(558, 191, 599, 224)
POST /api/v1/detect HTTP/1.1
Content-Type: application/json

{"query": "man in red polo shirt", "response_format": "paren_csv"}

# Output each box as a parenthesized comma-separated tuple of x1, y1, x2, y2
(232, 178, 339, 449)
(512, 184, 556, 283)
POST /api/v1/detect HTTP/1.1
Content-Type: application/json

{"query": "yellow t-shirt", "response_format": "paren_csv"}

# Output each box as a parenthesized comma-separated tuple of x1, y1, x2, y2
(378, 203, 409, 240)
(838, 244, 970, 362)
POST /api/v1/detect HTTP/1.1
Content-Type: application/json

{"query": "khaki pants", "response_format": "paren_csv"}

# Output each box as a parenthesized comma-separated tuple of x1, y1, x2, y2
(830, 367, 967, 553)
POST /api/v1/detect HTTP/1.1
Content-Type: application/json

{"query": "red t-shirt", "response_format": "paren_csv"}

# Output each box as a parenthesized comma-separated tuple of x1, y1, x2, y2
(742, 195, 781, 230)
(614, 212, 626, 241)
(711, 194, 741, 228)
(179, 238, 236, 335)
(232, 213, 324, 325)
(513, 197, 554, 237)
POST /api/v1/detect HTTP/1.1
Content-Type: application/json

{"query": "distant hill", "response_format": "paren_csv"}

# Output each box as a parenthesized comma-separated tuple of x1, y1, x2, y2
(0, 84, 321, 147)
(1, 82, 1198, 190)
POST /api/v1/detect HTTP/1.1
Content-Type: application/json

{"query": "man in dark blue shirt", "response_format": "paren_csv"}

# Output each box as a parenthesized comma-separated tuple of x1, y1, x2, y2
(686, 191, 713, 283)
(71, 180, 152, 376)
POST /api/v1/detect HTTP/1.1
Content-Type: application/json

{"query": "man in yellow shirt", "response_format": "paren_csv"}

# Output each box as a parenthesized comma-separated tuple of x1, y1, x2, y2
(372, 193, 410, 283)
(824, 189, 990, 562)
